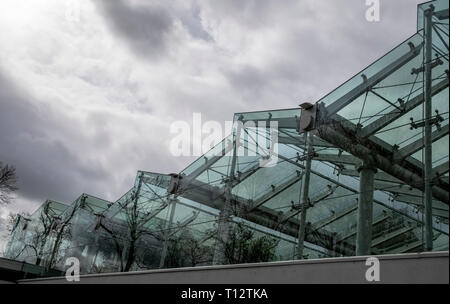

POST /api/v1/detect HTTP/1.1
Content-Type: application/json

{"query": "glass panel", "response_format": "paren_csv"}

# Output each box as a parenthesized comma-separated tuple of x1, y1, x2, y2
(5, 0, 448, 278)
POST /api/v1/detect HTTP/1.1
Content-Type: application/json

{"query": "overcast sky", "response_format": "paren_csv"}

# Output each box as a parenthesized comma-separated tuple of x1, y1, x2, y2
(0, 0, 425, 251)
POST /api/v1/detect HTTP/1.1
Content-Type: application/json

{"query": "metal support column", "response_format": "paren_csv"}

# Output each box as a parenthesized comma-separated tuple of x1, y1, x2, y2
(84, 232, 101, 273)
(212, 121, 241, 265)
(297, 131, 313, 259)
(159, 197, 177, 268)
(212, 183, 233, 265)
(424, 4, 435, 251)
(356, 162, 376, 256)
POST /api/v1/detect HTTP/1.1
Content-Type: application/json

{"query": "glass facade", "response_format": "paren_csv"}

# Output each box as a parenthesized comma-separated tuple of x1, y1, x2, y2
(4, 0, 448, 275)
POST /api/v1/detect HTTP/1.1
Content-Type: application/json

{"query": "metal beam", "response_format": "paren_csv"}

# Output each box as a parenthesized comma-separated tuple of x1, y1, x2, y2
(278, 153, 446, 232)
(168, 211, 199, 237)
(173, 150, 447, 255)
(248, 172, 304, 212)
(371, 226, 414, 247)
(278, 130, 335, 148)
(339, 169, 403, 183)
(325, 42, 423, 117)
(370, 89, 403, 111)
(375, 182, 423, 197)
(356, 163, 376, 256)
(366, 128, 426, 169)
(433, 161, 449, 176)
(176, 165, 446, 256)
(360, 78, 449, 137)
(278, 137, 335, 148)
(392, 194, 449, 218)
(159, 198, 177, 268)
(183, 142, 233, 184)
(314, 154, 360, 166)
(424, 5, 435, 251)
(396, 124, 449, 160)
(434, 8, 449, 20)
(330, 115, 448, 196)
(245, 205, 355, 256)
(240, 117, 298, 130)
(324, 112, 426, 173)
(311, 204, 358, 231)
(175, 151, 448, 239)
(297, 132, 313, 259)
(391, 240, 424, 254)
(213, 123, 241, 265)
(316, 122, 449, 204)
(177, 167, 356, 256)
(337, 214, 390, 243)
(233, 162, 261, 186)
(279, 185, 337, 224)
(393, 193, 448, 209)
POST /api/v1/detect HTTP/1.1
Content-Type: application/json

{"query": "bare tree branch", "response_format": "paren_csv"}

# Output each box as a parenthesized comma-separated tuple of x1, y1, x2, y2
(0, 162, 18, 205)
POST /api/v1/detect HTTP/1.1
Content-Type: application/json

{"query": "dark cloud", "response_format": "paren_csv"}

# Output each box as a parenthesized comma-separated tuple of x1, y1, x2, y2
(218, 0, 425, 106)
(94, 0, 215, 61)
(0, 216, 5, 230)
(0, 0, 427, 216)
(176, 2, 213, 42)
(203, 0, 310, 29)
(224, 65, 267, 98)
(0, 71, 111, 204)
(95, 0, 174, 58)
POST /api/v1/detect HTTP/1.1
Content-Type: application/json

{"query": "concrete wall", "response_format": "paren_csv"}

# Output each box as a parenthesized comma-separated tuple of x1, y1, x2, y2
(18, 251, 449, 284)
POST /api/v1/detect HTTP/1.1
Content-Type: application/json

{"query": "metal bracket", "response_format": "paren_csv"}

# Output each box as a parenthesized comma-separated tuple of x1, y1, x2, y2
(94, 214, 105, 230)
(298, 102, 318, 132)
(409, 110, 444, 130)
(411, 54, 443, 75)
(290, 198, 311, 211)
(167, 173, 181, 194)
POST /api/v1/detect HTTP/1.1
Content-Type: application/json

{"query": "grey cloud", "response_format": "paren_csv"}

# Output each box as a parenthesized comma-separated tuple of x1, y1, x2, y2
(224, 65, 267, 98)
(0, 0, 427, 215)
(0, 216, 5, 230)
(94, 0, 215, 61)
(93, 0, 425, 118)
(203, 0, 310, 29)
(218, 0, 425, 106)
(95, 0, 174, 59)
(176, 2, 213, 42)
(0, 71, 111, 204)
